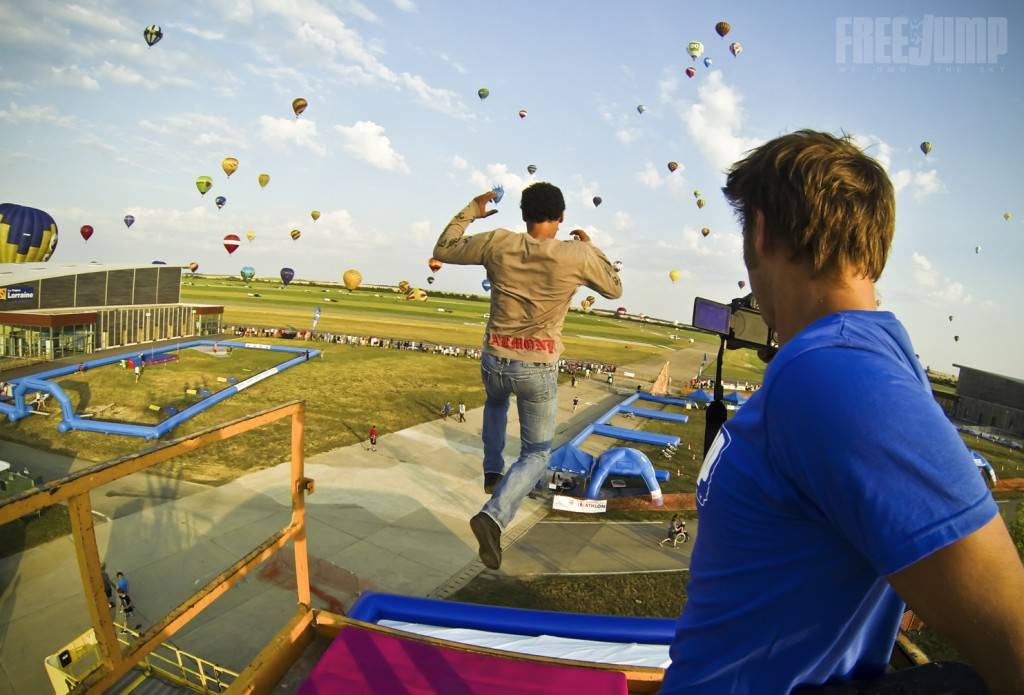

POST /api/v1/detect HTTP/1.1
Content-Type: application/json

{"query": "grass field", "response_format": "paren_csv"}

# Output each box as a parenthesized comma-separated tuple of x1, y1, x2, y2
(182, 279, 732, 369)
(0, 341, 489, 485)
(450, 571, 689, 619)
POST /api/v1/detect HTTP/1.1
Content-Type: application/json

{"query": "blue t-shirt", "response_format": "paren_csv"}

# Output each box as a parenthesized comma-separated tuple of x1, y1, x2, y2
(660, 311, 996, 694)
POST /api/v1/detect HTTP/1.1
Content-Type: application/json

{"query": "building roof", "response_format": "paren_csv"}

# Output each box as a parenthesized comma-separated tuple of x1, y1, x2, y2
(953, 364, 1024, 387)
(0, 263, 182, 286)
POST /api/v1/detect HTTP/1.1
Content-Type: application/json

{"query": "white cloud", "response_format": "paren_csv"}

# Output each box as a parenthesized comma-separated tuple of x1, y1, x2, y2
(570, 176, 604, 210)
(911, 252, 972, 304)
(616, 128, 640, 145)
(50, 65, 99, 90)
(399, 72, 470, 118)
(0, 78, 25, 92)
(141, 113, 248, 149)
(683, 71, 762, 173)
(674, 225, 743, 258)
(0, 102, 77, 128)
(612, 211, 633, 232)
(468, 163, 528, 204)
(636, 161, 664, 189)
(97, 61, 146, 86)
(260, 115, 326, 156)
(169, 23, 226, 40)
(438, 52, 466, 74)
(451, 155, 468, 170)
(392, 0, 417, 10)
(338, 0, 381, 24)
(246, 62, 317, 94)
(334, 121, 408, 172)
(851, 133, 893, 171)
(892, 169, 943, 201)
(56, 3, 133, 37)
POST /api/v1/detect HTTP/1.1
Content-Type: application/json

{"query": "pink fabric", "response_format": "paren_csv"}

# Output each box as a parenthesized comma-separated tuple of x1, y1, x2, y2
(298, 626, 629, 695)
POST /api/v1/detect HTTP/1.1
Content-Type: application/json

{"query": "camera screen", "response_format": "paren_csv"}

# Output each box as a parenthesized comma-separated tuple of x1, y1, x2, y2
(692, 298, 731, 335)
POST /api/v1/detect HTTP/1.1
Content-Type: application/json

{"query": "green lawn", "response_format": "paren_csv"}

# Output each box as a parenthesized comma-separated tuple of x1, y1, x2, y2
(451, 571, 689, 619)
(182, 279, 722, 367)
(0, 504, 71, 559)
(0, 341, 488, 485)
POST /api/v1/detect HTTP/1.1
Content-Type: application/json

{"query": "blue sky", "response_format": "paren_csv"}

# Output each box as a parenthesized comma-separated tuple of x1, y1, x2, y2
(1, 0, 1021, 377)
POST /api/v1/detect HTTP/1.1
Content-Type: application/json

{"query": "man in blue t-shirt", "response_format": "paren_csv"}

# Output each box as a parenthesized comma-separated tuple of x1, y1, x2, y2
(660, 131, 1024, 694)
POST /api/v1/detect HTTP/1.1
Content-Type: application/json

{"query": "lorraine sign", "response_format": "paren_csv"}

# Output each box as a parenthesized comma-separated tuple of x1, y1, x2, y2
(0, 286, 35, 301)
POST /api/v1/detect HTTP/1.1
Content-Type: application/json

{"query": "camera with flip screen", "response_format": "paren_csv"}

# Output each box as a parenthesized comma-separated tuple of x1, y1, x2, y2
(692, 294, 778, 354)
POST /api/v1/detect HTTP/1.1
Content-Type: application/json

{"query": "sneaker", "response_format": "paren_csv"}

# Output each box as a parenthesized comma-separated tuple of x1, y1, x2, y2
(470, 512, 502, 570)
(483, 472, 503, 494)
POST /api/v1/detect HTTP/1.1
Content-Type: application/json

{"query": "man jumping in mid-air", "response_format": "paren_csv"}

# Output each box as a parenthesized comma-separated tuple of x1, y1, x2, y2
(433, 183, 622, 569)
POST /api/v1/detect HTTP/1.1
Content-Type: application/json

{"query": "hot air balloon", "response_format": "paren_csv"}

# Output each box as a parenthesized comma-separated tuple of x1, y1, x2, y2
(258, 173, 270, 189)
(975, 245, 981, 254)
(729, 42, 743, 57)
(428, 257, 443, 273)
(143, 25, 162, 47)
(222, 157, 238, 178)
(738, 280, 746, 290)
(685, 67, 696, 78)
(152, 260, 166, 265)
(240, 266, 255, 282)
(124, 215, 135, 229)
(292, 98, 308, 117)
(80, 225, 93, 242)
(188, 262, 199, 273)
(482, 279, 492, 292)
(310, 210, 321, 222)
(687, 41, 704, 61)
(954, 335, 960, 342)
(948, 315, 954, 322)
(581, 295, 596, 313)
(343, 269, 362, 291)
(613, 260, 623, 272)
(667, 161, 679, 173)
(0, 204, 58, 263)
(215, 196, 227, 210)
(518, 109, 527, 119)
(398, 280, 410, 293)
(527, 164, 537, 175)
(697, 198, 706, 209)
(427, 276, 435, 285)
(616, 307, 627, 317)
(223, 234, 240, 254)
(291, 229, 301, 241)
(920, 141, 932, 155)
(637, 104, 647, 114)
(196, 176, 213, 195)
(280, 267, 295, 286)
(693, 189, 701, 198)
(701, 227, 710, 237)
(1004, 212, 1012, 221)
(477, 88, 489, 100)
(593, 196, 603, 207)
(715, 21, 731, 37)
(669, 270, 681, 283)
(406, 288, 428, 302)
(246, 231, 256, 242)
(704, 57, 713, 69)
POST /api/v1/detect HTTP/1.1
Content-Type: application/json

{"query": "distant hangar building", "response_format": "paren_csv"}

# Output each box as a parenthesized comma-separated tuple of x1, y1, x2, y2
(950, 364, 1024, 437)
(0, 263, 223, 360)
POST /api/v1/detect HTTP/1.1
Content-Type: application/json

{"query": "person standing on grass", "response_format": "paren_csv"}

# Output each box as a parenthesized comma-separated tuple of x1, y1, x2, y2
(661, 130, 1024, 694)
(458, 402, 467, 423)
(433, 182, 622, 570)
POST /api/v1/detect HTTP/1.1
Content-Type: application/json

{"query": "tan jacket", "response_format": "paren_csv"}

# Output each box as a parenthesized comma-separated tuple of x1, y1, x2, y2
(433, 201, 622, 363)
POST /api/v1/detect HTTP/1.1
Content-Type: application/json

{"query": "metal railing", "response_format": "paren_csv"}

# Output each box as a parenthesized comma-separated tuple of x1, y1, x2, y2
(115, 623, 238, 693)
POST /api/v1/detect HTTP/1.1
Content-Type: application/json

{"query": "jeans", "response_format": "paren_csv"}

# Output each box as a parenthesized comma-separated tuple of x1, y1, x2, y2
(479, 352, 558, 529)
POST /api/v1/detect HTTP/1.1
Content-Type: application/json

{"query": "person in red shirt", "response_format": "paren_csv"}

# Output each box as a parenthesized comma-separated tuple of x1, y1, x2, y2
(369, 425, 378, 452)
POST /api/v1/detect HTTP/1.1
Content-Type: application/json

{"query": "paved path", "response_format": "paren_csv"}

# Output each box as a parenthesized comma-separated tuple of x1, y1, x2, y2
(0, 374, 624, 694)
(499, 520, 696, 576)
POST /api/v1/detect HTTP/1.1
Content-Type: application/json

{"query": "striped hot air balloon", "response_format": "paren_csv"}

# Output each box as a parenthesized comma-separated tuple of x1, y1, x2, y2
(223, 234, 240, 254)
(0, 203, 59, 263)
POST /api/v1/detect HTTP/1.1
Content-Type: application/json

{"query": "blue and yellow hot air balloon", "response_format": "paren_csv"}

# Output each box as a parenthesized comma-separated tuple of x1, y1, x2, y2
(0, 203, 58, 263)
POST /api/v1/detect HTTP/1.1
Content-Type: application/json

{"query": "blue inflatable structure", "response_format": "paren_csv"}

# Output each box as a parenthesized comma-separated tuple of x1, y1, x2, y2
(546, 392, 689, 504)
(0, 340, 320, 440)
(349, 592, 675, 645)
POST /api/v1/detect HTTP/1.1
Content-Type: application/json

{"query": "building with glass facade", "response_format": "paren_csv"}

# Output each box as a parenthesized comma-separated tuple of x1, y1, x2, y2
(0, 263, 223, 360)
